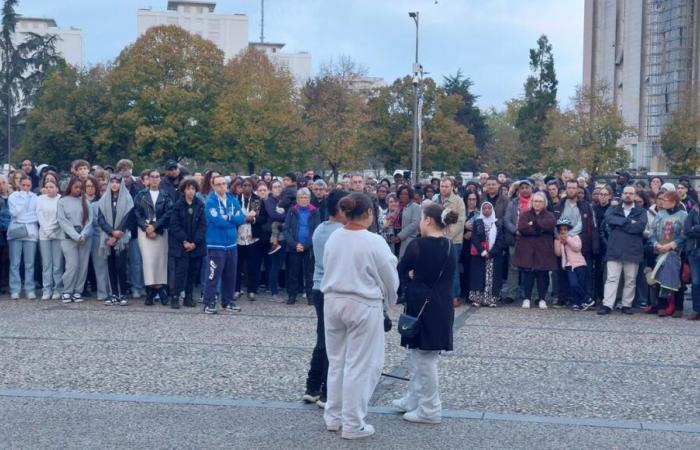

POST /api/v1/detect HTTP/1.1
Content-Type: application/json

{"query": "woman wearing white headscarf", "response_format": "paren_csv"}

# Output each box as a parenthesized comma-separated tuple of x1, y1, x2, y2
(468, 202, 506, 307)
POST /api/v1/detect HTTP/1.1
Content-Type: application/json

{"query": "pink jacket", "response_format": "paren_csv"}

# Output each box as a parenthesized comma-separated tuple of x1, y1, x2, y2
(554, 235, 587, 269)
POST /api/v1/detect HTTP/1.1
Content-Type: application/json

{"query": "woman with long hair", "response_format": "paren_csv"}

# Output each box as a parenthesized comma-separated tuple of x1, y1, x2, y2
(394, 202, 457, 424)
(84, 175, 110, 300)
(7, 173, 39, 299)
(263, 179, 286, 299)
(57, 177, 93, 303)
(97, 174, 134, 306)
(36, 179, 63, 300)
(322, 193, 399, 439)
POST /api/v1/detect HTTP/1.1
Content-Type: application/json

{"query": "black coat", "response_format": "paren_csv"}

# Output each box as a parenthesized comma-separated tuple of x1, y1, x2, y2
(159, 175, 183, 203)
(282, 205, 321, 251)
(133, 190, 173, 234)
(237, 193, 268, 241)
(398, 237, 456, 351)
(684, 206, 700, 258)
(468, 219, 506, 294)
(168, 197, 207, 258)
(603, 204, 647, 263)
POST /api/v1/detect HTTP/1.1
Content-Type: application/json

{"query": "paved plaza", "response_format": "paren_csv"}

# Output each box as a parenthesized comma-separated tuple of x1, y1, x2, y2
(1, 294, 699, 449)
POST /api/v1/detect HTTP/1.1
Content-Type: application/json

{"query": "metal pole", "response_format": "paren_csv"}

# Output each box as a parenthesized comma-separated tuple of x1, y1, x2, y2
(410, 12, 419, 182)
(6, 88, 10, 166)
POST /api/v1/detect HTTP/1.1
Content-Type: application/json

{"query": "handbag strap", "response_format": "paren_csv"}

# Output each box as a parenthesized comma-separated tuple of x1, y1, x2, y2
(414, 238, 452, 319)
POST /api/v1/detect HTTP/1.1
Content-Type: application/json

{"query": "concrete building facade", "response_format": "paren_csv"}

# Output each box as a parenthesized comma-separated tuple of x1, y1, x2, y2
(583, 0, 700, 172)
(15, 17, 84, 68)
(137, 1, 311, 87)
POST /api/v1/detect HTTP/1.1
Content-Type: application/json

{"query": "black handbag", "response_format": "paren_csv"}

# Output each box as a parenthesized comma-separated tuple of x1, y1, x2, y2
(398, 239, 451, 339)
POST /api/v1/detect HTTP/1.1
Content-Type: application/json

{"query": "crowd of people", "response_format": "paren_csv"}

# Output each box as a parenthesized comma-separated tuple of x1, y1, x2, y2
(3, 158, 700, 437)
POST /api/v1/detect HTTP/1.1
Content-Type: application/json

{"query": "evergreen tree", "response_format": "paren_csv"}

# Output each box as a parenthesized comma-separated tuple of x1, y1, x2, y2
(443, 70, 488, 152)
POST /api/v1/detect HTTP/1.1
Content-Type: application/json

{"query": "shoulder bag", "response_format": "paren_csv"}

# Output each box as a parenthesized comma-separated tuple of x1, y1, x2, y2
(398, 239, 451, 339)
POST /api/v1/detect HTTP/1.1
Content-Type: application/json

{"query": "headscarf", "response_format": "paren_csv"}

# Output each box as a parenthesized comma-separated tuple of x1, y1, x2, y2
(480, 201, 498, 249)
(98, 180, 134, 256)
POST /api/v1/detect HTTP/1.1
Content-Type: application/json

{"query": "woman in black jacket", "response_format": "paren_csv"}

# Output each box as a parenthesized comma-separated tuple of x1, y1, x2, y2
(468, 202, 506, 307)
(133, 170, 173, 306)
(168, 179, 207, 308)
(235, 177, 268, 301)
(394, 202, 457, 424)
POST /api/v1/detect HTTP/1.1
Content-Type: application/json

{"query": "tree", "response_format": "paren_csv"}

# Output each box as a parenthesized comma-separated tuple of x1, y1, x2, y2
(545, 84, 632, 177)
(443, 70, 488, 152)
(302, 69, 369, 181)
(98, 25, 225, 167)
(211, 48, 303, 174)
(365, 76, 475, 173)
(660, 95, 700, 174)
(515, 35, 558, 173)
(480, 99, 525, 176)
(0, 0, 63, 163)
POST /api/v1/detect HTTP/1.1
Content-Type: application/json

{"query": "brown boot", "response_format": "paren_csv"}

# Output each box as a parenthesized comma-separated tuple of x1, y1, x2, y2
(688, 312, 700, 321)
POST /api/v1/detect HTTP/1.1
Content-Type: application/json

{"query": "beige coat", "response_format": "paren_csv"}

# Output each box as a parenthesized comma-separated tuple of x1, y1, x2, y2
(439, 193, 466, 245)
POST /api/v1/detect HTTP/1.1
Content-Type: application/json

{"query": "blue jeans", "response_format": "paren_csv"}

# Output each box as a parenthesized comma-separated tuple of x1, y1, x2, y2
(452, 243, 462, 298)
(689, 255, 700, 313)
(265, 249, 284, 295)
(9, 239, 37, 295)
(128, 238, 144, 294)
(565, 266, 587, 306)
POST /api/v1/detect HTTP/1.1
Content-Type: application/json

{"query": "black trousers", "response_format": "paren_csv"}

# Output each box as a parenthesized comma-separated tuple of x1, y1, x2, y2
(236, 241, 264, 294)
(0, 237, 9, 293)
(523, 270, 549, 301)
(306, 290, 328, 396)
(287, 249, 313, 299)
(107, 250, 128, 297)
(174, 253, 202, 300)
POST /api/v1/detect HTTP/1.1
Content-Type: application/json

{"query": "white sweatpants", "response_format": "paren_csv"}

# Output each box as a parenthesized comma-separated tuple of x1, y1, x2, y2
(399, 349, 441, 420)
(324, 297, 384, 433)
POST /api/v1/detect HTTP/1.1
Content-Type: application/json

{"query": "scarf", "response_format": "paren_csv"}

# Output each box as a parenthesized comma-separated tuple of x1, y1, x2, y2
(98, 181, 134, 257)
(480, 202, 498, 249)
(517, 194, 531, 214)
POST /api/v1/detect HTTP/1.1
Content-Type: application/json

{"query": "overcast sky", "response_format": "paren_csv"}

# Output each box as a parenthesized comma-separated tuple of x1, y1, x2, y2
(19, 0, 585, 110)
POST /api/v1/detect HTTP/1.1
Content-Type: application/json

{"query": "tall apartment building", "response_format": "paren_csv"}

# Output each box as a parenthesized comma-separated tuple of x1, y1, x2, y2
(137, 1, 311, 87)
(15, 16, 84, 68)
(583, 0, 699, 172)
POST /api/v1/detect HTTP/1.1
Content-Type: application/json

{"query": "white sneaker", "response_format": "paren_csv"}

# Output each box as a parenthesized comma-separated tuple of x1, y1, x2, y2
(391, 399, 409, 412)
(341, 424, 375, 440)
(522, 299, 531, 309)
(538, 300, 548, 310)
(61, 294, 73, 303)
(27, 292, 36, 300)
(41, 292, 51, 301)
(326, 422, 341, 432)
(10, 293, 20, 300)
(52, 292, 61, 300)
(402, 410, 441, 424)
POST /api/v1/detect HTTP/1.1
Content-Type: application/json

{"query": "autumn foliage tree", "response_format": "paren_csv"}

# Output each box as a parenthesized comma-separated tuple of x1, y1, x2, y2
(661, 94, 700, 174)
(212, 48, 303, 174)
(98, 25, 225, 166)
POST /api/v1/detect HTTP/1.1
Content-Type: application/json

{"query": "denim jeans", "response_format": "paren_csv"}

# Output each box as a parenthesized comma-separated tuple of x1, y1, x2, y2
(265, 248, 285, 295)
(128, 238, 144, 294)
(39, 239, 63, 295)
(9, 239, 37, 295)
(452, 243, 462, 299)
(565, 266, 587, 306)
(688, 255, 700, 313)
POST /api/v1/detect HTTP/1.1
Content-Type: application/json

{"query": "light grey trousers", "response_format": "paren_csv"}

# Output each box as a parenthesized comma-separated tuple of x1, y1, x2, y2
(399, 349, 442, 420)
(89, 233, 110, 299)
(39, 239, 63, 295)
(61, 238, 91, 295)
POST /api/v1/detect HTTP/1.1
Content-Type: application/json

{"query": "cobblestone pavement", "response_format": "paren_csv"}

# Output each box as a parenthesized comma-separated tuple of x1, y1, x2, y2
(1, 293, 699, 449)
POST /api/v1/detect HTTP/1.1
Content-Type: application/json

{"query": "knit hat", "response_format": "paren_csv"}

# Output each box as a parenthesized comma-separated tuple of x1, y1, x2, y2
(661, 182, 676, 192)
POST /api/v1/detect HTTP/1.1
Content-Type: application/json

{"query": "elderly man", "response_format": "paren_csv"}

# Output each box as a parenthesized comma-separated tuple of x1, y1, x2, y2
(311, 179, 328, 221)
(437, 177, 466, 306)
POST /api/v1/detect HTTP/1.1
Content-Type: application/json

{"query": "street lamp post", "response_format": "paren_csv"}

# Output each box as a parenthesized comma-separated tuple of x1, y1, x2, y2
(408, 11, 422, 182)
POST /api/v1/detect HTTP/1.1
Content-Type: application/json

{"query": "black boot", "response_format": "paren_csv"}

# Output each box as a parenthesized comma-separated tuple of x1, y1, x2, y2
(183, 297, 195, 307)
(145, 288, 154, 306)
(170, 295, 180, 309)
(160, 287, 169, 306)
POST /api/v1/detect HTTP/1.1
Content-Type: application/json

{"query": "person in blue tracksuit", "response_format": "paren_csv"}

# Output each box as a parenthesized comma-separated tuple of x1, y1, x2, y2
(203, 175, 248, 314)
